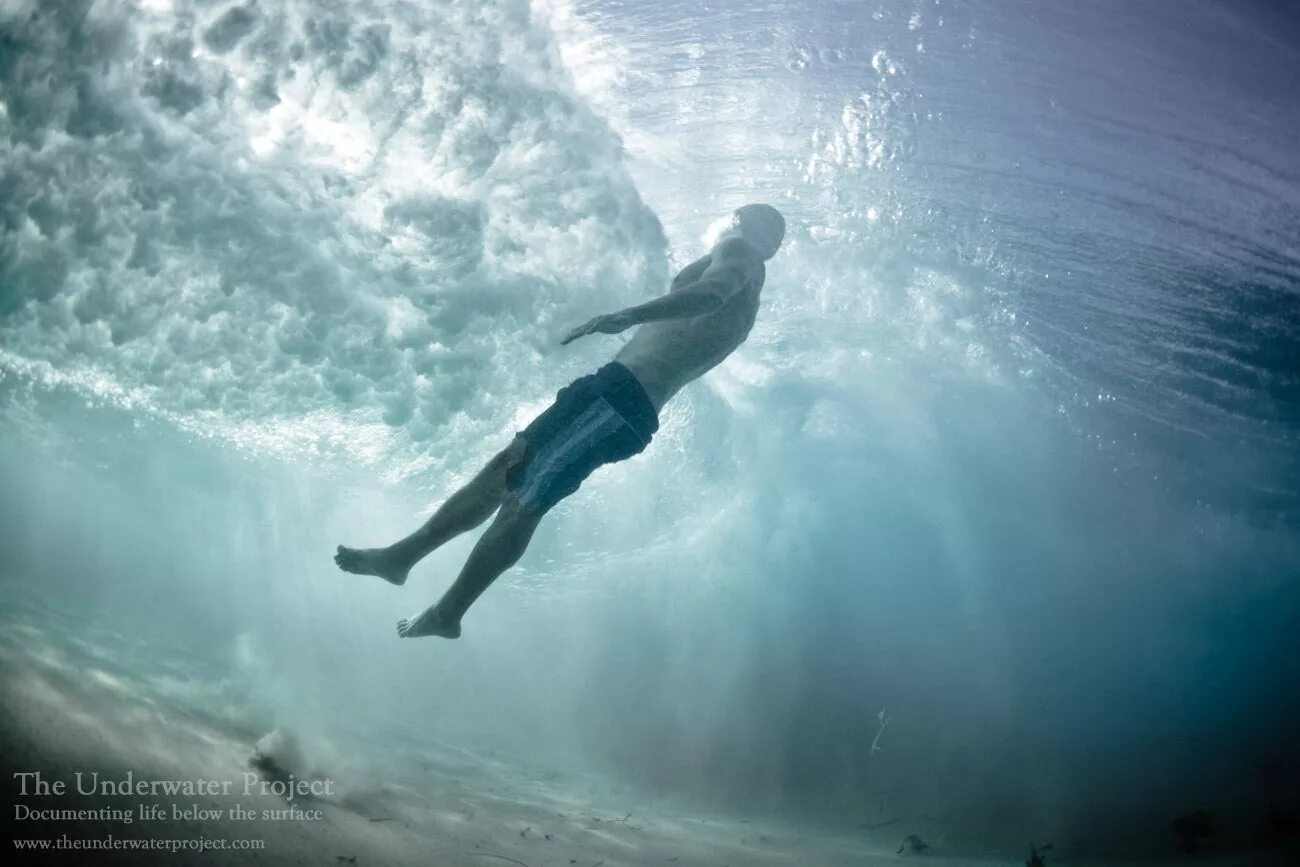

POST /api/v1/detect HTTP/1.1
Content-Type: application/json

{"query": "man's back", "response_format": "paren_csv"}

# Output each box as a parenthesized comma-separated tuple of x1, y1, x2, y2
(615, 237, 767, 411)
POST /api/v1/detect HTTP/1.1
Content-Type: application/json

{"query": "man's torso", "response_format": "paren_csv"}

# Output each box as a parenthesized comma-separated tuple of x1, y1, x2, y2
(614, 254, 765, 412)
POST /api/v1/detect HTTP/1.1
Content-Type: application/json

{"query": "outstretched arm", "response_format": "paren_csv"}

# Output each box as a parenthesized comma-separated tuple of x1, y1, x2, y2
(560, 291, 716, 345)
(561, 241, 758, 345)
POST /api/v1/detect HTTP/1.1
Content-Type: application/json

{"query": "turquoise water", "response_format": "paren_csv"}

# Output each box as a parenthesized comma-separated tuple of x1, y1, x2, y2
(1, 0, 1297, 860)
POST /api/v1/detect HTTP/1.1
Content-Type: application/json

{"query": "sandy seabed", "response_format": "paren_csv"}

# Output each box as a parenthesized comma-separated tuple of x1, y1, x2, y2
(0, 589, 1290, 867)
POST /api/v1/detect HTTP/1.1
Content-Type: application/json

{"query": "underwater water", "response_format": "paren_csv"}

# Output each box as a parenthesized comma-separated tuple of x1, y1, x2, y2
(1, 0, 1298, 863)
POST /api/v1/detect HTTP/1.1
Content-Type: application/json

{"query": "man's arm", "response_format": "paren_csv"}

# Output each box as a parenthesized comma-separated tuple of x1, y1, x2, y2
(561, 240, 759, 345)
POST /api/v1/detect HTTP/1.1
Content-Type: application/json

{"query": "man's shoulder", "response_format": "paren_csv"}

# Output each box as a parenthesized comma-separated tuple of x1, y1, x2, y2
(710, 236, 765, 287)
(711, 235, 763, 262)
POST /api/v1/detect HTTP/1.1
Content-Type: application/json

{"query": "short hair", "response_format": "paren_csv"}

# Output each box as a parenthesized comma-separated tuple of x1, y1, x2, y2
(734, 204, 786, 259)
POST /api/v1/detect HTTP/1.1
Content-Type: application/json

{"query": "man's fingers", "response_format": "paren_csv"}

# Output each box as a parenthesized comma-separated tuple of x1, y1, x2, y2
(561, 317, 599, 345)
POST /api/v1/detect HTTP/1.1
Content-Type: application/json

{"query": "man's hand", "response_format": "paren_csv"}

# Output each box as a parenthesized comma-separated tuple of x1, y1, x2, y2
(560, 311, 632, 345)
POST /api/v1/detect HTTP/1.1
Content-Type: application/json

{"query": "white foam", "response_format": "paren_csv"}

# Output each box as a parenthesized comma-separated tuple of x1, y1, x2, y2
(0, 0, 667, 482)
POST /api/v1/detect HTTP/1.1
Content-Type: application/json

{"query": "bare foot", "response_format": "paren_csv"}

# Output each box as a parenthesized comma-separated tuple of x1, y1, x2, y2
(397, 603, 461, 639)
(334, 545, 411, 587)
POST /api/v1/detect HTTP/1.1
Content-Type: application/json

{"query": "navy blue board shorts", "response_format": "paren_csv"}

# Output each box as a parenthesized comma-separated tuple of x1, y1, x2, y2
(505, 362, 660, 515)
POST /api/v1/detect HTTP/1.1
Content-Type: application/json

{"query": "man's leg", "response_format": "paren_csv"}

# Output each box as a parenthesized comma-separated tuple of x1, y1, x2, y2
(334, 437, 527, 586)
(396, 496, 542, 639)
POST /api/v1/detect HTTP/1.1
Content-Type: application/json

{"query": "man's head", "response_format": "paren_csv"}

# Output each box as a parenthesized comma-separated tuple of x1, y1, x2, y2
(732, 203, 785, 260)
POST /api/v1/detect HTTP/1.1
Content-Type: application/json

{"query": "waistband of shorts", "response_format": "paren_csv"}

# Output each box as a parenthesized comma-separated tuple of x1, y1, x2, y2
(595, 361, 659, 439)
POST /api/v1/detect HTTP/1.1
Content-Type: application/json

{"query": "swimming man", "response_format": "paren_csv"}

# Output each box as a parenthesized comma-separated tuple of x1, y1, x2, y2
(335, 204, 786, 638)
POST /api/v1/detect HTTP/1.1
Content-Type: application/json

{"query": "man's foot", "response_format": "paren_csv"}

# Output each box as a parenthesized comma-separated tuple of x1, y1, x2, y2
(334, 545, 411, 587)
(396, 604, 462, 639)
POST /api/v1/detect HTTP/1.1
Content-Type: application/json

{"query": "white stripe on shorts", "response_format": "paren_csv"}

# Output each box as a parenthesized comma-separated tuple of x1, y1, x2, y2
(517, 397, 625, 507)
